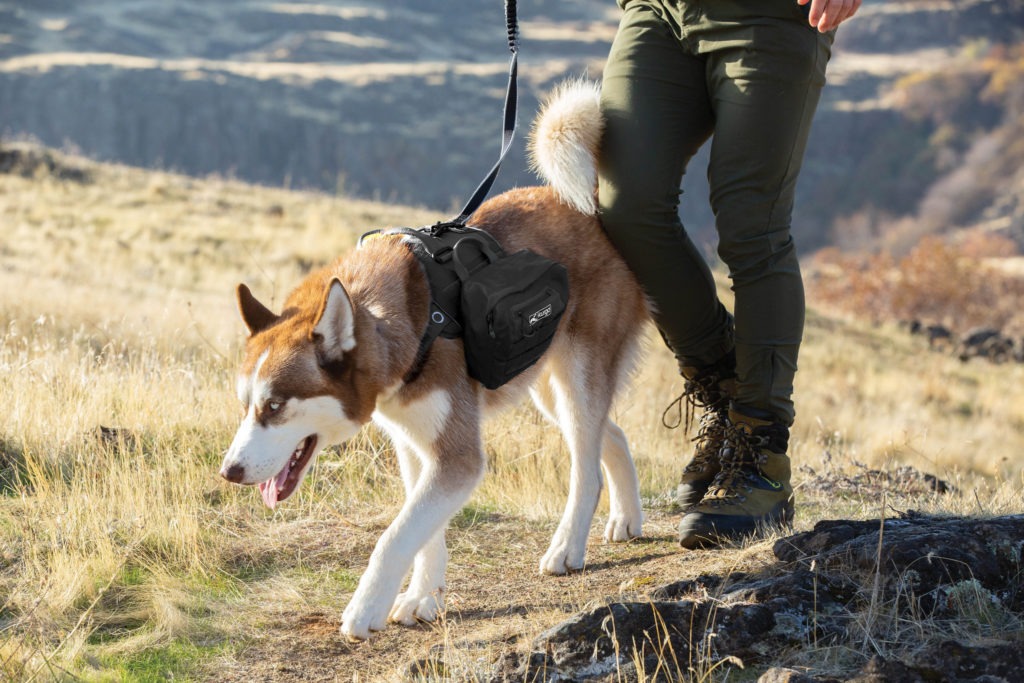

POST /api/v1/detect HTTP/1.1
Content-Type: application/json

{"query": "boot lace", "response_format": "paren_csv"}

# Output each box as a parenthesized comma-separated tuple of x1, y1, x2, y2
(702, 423, 769, 506)
(662, 372, 727, 432)
(684, 405, 729, 474)
(663, 372, 731, 473)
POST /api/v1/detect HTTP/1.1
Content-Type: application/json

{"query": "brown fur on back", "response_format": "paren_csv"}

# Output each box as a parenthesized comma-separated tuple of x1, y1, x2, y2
(253, 185, 647, 411)
(472, 186, 648, 378)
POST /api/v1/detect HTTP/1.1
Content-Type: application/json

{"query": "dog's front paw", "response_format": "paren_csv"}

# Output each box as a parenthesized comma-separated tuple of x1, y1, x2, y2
(341, 596, 389, 642)
(539, 537, 586, 575)
(604, 512, 643, 543)
(389, 587, 445, 626)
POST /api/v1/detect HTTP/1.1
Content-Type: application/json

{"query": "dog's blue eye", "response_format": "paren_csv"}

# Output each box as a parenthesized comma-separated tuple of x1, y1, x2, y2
(268, 401, 283, 413)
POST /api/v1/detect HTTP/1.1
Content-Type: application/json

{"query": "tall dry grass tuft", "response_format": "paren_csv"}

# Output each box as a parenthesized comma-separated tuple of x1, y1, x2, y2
(0, 302, 240, 675)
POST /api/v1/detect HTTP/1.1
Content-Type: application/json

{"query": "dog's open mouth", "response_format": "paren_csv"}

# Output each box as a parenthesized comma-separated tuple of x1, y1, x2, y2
(259, 435, 317, 510)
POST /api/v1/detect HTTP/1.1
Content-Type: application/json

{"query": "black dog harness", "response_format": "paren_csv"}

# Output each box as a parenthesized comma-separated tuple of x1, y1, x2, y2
(360, 221, 569, 389)
(361, 222, 502, 382)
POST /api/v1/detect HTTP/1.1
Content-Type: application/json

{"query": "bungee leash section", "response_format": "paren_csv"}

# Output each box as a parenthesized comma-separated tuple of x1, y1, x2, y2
(451, 0, 519, 227)
(361, 0, 519, 242)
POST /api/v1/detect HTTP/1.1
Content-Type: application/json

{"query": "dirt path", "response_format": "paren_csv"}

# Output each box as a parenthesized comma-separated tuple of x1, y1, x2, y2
(209, 508, 757, 682)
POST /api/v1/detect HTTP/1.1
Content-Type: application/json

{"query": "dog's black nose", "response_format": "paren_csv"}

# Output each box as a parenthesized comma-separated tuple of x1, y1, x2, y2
(221, 464, 246, 483)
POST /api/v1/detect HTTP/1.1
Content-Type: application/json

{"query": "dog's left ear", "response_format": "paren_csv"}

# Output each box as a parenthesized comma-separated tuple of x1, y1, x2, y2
(312, 278, 356, 359)
(237, 284, 278, 336)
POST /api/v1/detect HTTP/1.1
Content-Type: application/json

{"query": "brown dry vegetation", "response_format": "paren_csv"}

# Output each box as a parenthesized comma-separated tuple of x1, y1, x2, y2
(828, 41, 1024, 255)
(1, 150, 1023, 681)
(810, 231, 1024, 334)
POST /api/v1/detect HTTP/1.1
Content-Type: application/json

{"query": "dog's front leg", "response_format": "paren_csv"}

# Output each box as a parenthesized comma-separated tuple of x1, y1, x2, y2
(341, 400, 484, 641)
(388, 437, 448, 626)
(390, 528, 447, 625)
(341, 471, 474, 640)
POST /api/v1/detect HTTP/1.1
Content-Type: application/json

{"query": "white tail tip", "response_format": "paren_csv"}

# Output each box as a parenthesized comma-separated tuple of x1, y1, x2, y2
(528, 79, 603, 216)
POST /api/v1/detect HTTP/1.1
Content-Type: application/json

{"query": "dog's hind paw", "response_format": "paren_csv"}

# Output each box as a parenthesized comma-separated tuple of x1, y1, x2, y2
(604, 513, 643, 543)
(389, 588, 445, 626)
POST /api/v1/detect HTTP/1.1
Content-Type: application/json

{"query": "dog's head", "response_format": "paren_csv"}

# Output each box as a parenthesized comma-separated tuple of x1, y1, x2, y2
(218, 278, 368, 509)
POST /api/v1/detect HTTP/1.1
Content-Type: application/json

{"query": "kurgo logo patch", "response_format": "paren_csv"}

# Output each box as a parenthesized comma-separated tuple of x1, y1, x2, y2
(528, 304, 553, 327)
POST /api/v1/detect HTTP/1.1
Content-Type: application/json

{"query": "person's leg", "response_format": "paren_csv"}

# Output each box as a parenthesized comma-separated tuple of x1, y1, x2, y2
(598, 0, 733, 373)
(702, 6, 833, 426)
(678, 3, 833, 547)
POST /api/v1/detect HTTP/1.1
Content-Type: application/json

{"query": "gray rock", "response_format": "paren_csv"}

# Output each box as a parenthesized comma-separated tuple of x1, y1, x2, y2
(484, 515, 1024, 683)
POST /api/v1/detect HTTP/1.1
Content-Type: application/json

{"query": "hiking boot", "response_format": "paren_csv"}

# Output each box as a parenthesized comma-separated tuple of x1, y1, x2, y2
(673, 355, 736, 508)
(678, 409, 793, 549)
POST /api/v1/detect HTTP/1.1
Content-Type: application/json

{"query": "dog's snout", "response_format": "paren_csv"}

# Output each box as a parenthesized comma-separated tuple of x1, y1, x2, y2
(221, 463, 246, 483)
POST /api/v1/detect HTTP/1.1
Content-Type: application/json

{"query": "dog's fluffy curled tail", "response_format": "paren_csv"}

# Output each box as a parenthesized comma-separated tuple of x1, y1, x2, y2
(528, 80, 603, 216)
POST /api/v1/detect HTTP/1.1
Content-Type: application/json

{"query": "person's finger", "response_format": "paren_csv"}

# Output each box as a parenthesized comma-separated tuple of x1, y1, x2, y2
(818, 6, 835, 32)
(824, 0, 850, 30)
(819, 0, 861, 31)
(808, 0, 827, 28)
(841, 0, 863, 26)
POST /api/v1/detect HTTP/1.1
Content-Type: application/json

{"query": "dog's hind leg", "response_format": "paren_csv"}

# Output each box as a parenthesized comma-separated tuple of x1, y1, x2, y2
(531, 372, 643, 550)
(600, 420, 643, 542)
(535, 352, 617, 575)
(389, 437, 448, 626)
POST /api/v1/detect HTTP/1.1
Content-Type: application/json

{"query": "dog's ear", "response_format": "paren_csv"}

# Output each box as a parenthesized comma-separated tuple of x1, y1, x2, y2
(312, 278, 356, 359)
(236, 283, 278, 336)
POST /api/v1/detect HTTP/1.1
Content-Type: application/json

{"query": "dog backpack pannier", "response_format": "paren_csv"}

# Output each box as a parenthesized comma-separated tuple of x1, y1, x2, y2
(363, 225, 569, 390)
(451, 235, 569, 389)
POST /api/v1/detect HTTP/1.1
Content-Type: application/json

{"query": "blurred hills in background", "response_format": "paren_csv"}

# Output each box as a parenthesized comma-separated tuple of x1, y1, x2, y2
(0, 0, 1022, 254)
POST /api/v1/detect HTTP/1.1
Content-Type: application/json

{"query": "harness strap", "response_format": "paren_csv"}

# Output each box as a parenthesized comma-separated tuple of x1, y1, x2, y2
(402, 303, 449, 384)
(360, 226, 502, 385)
(451, 0, 519, 226)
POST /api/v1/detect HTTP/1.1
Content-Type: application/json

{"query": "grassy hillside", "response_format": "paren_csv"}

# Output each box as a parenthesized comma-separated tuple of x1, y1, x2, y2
(2, 0, 1023, 254)
(1, 149, 1023, 681)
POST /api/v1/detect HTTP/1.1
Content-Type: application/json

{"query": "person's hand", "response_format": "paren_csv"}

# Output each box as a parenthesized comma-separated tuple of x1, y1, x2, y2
(798, 0, 861, 32)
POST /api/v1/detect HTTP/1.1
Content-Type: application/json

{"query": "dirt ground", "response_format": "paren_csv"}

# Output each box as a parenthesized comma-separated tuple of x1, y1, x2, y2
(209, 508, 760, 682)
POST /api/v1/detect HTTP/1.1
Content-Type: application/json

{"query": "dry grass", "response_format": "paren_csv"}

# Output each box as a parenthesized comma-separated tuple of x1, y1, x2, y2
(1, 149, 1022, 681)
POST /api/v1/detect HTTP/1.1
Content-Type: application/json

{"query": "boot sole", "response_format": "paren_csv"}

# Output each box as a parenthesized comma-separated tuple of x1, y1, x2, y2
(678, 499, 794, 549)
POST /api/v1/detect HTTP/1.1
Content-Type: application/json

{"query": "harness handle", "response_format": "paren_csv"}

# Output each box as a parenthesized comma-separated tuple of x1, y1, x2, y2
(451, 235, 503, 281)
(449, 0, 519, 228)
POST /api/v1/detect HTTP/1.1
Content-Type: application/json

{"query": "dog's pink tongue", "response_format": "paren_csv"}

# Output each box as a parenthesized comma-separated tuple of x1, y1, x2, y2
(258, 466, 290, 510)
(258, 479, 278, 509)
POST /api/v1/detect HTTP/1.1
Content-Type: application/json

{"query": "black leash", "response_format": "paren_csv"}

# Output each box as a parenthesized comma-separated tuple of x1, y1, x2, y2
(448, 0, 519, 228)
(359, 2, 521, 383)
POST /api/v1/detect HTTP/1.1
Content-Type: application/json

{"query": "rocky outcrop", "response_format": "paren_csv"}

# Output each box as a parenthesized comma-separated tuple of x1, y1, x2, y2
(486, 514, 1024, 682)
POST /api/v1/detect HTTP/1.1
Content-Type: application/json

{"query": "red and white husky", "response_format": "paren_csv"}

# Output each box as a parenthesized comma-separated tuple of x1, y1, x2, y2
(219, 82, 651, 641)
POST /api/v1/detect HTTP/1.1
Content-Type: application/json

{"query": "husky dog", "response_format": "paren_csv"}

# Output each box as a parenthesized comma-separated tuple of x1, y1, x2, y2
(219, 82, 651, 641)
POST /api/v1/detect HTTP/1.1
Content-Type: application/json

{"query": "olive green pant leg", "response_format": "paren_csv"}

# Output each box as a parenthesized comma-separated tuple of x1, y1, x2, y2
(598, 0, 735, 371)
(697, 5, 833, 425)
(599, 0, 832, 425)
